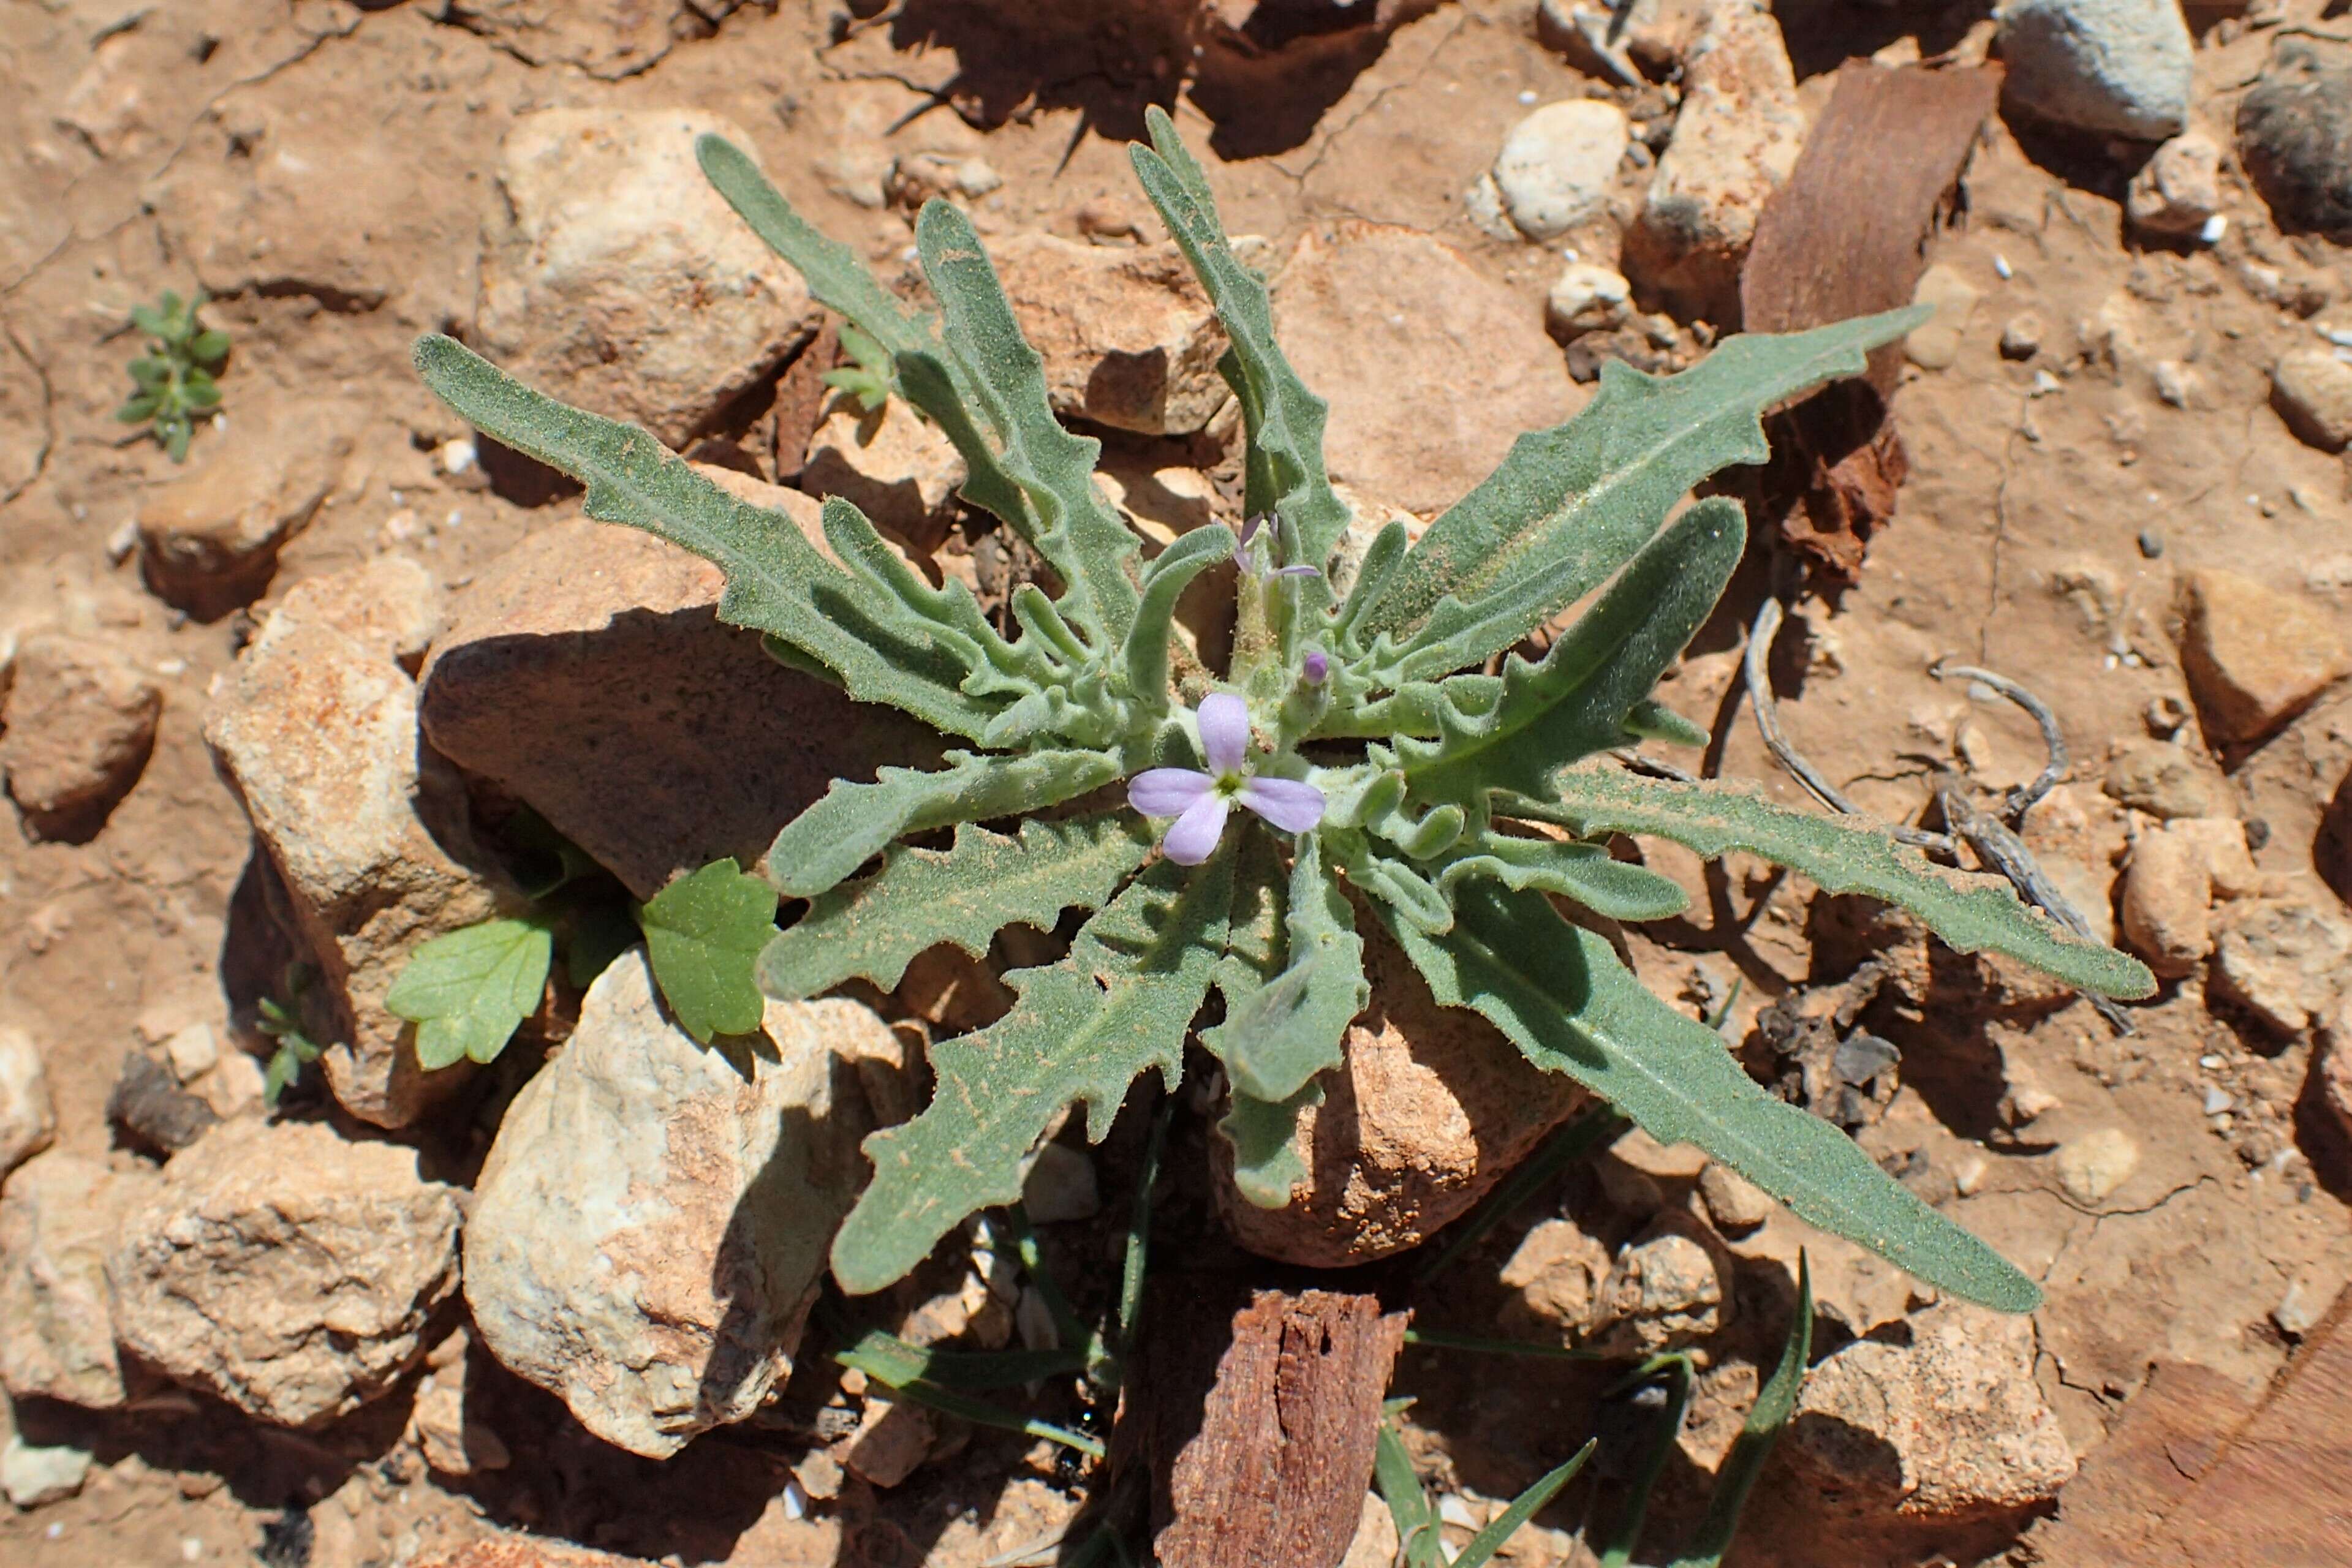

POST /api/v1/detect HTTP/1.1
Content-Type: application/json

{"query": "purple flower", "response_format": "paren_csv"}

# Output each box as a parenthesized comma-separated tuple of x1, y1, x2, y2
(1234, 514, 1321, 581)
(1301, 648, 1329, 685)
(1127, 693, 1326, 865)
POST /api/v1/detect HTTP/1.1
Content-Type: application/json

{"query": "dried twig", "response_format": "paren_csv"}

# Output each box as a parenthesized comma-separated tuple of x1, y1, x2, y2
(1930, 658, 2067, 816)
(1742, 598, 1955, 853)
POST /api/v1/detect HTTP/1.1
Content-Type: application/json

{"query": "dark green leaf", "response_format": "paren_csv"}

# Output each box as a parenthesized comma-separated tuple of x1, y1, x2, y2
(637, 859, 777, 1044)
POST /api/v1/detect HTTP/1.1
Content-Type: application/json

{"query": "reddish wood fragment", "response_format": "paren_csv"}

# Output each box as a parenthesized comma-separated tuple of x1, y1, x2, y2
(1738, 62, 2001, 585)
(1125, 1280, 1407, 1568)
(769, 320, 839, 482)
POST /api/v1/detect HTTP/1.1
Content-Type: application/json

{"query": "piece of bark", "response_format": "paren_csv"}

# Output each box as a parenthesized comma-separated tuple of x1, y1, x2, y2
(1738, 62, 2000, 585)
(1124, 1279, 1408, 1568)
(769, 320, 839, 483)
(2032, 1286, 2352, 1567)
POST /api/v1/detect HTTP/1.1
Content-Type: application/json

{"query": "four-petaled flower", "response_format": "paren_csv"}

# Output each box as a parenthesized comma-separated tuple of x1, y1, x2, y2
(1128, 693, 1325, 865)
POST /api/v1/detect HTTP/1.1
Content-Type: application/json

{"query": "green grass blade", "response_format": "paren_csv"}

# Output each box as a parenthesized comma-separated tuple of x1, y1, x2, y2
(1412, 1106, 1626, 1284)
(1597, 1356, 1694, 1568)
(1451, 1439, 1598, 1568)
(1375, 1419, 1445, 1568)
(1668, 1254, 1813, 1568)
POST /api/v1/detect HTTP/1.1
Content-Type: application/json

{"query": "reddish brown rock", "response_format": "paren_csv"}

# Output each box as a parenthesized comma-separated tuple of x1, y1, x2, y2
(0, 633, 162, 840)
(991, 233, 1237, 435)
(419, 508, 934, 902)
(1214, 913, 1588, 1267)
(2175, 569, 2352, 747)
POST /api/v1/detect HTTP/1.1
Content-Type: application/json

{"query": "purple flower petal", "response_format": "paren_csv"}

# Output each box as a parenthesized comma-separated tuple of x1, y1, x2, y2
(1272, 564, 1322, 579)
(1129, 767, 1213, 817)
(1301, 649, 1329, 684)
(1238, 775, 1326, 834)
(1237, 514, 1266, 547)
(1197, 693, 1250, 777)
(1162, 794, 1232, 865)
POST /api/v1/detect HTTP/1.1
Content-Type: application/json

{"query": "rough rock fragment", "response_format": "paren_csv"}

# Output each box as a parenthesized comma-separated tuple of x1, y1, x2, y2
(420, 516, 934, 902)
(800, 395, 967, 552)
(2210, 894, 2352, 1036)
(1489, 99, 1628, 241)
(408, 1331, 510, 1477)
(2054, 1126, 2140, 1205)
(106, 1050, 219, 1156)
(2119, 824, 2214, 978)
(844, 1397, 937, 1489)
(464, 949, 886, 1459)
(1997, 0, 2191, 140)
(1624, 0, 1806, 318)
(2236, 42, 2352, 243)
(1698, 1160, 1774, 1232)
(1, 1436, 90, 1509)
(271, 556, 443, 670)
(477, 109, 815, 449)
(1499, 1216, 1613, 1336)
(2271, 347, 2352, 454)
(438, 1, 752, 80)
(0, 1151, 156, 1408)
(206, 589, 499, 1128)
(990, 233, 1237, 435)
(1903, 263, 1979, 371)
(135, 401, 352, 619)
(1271, 221, 1578, 514)
(1546, 260, 1633, 339)
(1787, 1303, 2076, 1520)
(2104, 738, 2220, 820)
(2126, 130, 2223, 239)
(0, 633, 162, 840)
(108, 1120, 463, 1427)
(2174, 569, 2352, 746)
(1214, 913, 1588, 1267)
(1587, 1212, 1733, 1354)
(0, 1027, 55, 1177)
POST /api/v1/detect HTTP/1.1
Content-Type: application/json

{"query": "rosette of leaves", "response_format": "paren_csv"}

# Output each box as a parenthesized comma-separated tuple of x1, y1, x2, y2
(410, 111, 2151, 1306)
(116, 288, 229, 461)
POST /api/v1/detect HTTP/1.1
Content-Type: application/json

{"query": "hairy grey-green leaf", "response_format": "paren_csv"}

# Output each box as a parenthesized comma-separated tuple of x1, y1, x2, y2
(819, 497, 1054, 700)
(1356, 307, 1925, 671)
(411, 335, 1002, 741)
(1219, 1084, 1320, 1208)
(1522, 766, 2156, 999)
(915, 200, 1140, 646)
(1384, 880, 2043, 1311)
(1401, 499, 1744, 808)
(1430, 832, 1691, 922)
(765, 748, 1124, 900)
(1124, 522, 1235, 711)
(385, 917, 553, 1069)
(760, 814, 1153, 998)
(831, 853, 1233, 1294)
(1201, 835, 1367, 1102)
(638, 859, 777, 1044)
(1133, 108, 1353, 571)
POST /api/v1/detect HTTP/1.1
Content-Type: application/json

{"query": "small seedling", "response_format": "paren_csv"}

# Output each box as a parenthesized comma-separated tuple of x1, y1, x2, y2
(256, 965, 323, 1110)
(820, 322, 896, 413)
(410, 110, 2153, 1313)
(116, 289, 229, 461)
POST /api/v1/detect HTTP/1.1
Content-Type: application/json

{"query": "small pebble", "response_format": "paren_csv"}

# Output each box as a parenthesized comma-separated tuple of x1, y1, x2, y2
(781, 1478, 809, 1521)
(1439, 1494, 1482, 1531)
(1999, 314, 2043, 360)
(2203, 1087, 2234, 1115)
(2199, 1054, 2226, 1070)
(2138, 529, 2164, 559)
(437, 437, 477, 476)
(1994, 252, 2014, 280)
(2199, 214, 2226, 244)
(1954, 1153, 1989, 1196)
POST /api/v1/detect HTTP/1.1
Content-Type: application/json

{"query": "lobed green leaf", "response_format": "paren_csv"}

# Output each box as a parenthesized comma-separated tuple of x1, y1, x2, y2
(831, 854, 1233, 1294)
(637, 859, 777, 1044)
(760, 813, 1153, 998)
(1429, 832, 1691, 922)
(385, 917, 554, 1069)
(1123, 522, 1235, 712)
(1201, 834, 1366, 1103)
(1524, 766, 2155, 999)
(1383, 880, 2044, 1311)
